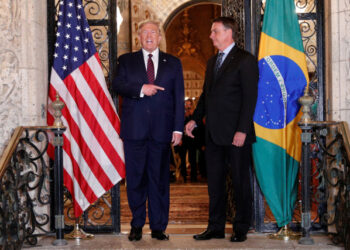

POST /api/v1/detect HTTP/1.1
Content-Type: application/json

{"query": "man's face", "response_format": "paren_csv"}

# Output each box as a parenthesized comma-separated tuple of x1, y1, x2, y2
(185, 100, 193, 115)
(139, 23, 161, 53)
(209, 22, 233, 51)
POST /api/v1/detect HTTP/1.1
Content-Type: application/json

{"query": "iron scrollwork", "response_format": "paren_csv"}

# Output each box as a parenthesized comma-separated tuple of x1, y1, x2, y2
(221, 0, 245, 49)
(0, 128, 52, 249)
(308, 123, 350, 248)
(91, 26, 110, 76)
(84, 0, 109, 20)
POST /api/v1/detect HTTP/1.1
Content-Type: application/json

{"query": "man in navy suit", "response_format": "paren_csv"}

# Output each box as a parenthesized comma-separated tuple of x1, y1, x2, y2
(186, 17, 259, 242)
(113, 20, 184, 241)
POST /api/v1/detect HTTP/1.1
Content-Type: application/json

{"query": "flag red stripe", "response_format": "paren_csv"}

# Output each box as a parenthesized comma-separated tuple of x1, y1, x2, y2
(48, 95, 99, 204)
(48, 107, 99, 207)
(62, 135, 98, 204)
(83, 53, 121, 133)
(78, 60, 125, 176)
(63, 73, 125, 178)
(63, 168, 83, 217)
(48, 109, 89, 216)
(55, 81, 115, 190)
(49, 85, 111, 196)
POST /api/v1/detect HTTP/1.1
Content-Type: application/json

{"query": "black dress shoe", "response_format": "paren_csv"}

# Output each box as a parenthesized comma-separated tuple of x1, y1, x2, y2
(193, 229, 225, 240)
(230, 234, 247, 242)
(151, 230, 169, 240)
(128, 227, 142, 241)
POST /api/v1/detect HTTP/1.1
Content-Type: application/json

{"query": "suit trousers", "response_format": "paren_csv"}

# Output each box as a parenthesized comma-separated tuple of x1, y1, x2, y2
(205, 133, 253, 235)
(178, 137, 197, 180)
(124, 139, 170, 231)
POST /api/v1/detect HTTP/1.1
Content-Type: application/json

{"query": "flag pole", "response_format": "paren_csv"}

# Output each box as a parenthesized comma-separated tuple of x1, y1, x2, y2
(268, 225, 301, 241)
(268, 87, 314, 242)
(297, 87, 315, 245)
(51, 94, 94, 241)
(51, 94, 68, 246)
(65, 217, 94, 240)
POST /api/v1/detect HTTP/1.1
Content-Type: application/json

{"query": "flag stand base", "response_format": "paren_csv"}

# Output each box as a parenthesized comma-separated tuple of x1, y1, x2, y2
(65, 219, 94, 240)
(268, 225, 301, 241)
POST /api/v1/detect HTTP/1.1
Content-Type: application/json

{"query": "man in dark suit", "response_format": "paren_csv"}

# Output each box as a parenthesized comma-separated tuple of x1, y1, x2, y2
(113, 20, 184, 241)
(186, 17, 259, 242)
(176, 99, 197, 182)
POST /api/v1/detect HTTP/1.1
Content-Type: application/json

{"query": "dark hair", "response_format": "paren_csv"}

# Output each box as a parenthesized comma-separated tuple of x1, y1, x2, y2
(185, 99, 193, 104)
(212, 17, 239, 40)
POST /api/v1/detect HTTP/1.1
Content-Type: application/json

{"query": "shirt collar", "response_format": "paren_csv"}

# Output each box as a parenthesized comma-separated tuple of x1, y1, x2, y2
(220, 42, 235, 56)
(142, 48, 159, 59)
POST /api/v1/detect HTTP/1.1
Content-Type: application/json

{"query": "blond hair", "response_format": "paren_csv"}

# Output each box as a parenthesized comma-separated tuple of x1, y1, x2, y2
(137, 20, 161, 35)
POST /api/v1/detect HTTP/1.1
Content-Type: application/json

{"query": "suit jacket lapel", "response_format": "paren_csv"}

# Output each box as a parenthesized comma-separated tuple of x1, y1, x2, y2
(136, 50, 148, 83)
(207, 57, 217, 92)
(215, 46, 239, 79)
(155, 51, 166, 84)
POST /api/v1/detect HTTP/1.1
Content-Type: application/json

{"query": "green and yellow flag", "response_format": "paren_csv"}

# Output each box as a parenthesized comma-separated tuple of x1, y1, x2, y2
(253, 0, 309, 227)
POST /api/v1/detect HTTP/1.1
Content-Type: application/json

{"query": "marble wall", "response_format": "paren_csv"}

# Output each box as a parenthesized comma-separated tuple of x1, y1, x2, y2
(327, 0, 350, 122)
(0, 1, 47, 154)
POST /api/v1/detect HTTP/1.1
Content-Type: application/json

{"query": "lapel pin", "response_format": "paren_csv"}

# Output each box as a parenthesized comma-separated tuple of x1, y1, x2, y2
(163, 58, 167, 62)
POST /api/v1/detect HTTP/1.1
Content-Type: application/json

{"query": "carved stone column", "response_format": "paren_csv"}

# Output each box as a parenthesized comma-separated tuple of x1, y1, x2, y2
(326, 1, 350, 123)
(0, 1, 48, 154)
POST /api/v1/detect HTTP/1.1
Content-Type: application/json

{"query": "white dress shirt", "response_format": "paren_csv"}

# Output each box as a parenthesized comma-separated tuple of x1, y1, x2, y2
(220, 42, 235, 63)
(142, 48, 159, 77)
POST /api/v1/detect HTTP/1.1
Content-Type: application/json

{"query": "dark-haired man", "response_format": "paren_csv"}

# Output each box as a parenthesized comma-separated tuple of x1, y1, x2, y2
(177, 99, 197, 182)
(186, 17, 259, 242)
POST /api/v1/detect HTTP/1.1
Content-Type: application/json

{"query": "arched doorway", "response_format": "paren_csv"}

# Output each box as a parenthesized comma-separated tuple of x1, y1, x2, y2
(163, 2, 222, 232)
(165, 3, 220, 101)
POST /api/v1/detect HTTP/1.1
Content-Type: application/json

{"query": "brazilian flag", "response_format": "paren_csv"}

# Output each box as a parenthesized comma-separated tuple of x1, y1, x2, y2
(253, 0, 309, 227)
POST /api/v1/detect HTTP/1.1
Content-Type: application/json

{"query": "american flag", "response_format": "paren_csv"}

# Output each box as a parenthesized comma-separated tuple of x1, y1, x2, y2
(47, 0, 125, 217)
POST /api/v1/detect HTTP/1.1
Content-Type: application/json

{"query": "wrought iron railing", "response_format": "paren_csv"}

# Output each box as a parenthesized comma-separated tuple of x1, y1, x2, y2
(298, 92, 350, 248)
(0, 126, 54, 249)
(0, 95, 67, 248)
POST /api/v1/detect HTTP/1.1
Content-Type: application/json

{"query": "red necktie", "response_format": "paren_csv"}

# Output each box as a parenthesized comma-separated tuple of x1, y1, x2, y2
(147, 54, 155, 84)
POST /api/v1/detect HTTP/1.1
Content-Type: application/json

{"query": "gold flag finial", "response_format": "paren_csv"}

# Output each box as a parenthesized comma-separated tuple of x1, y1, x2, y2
(51, 94, 65, 128)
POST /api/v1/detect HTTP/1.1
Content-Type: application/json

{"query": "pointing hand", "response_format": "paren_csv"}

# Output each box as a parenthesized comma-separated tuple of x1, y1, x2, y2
(142, 84, 165, 96)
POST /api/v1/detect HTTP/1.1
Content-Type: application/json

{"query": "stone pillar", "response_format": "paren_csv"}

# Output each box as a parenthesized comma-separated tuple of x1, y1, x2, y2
(324, 0, 350, 234)
(0, 1, 47, 154)
(326, 0, 350, 122)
